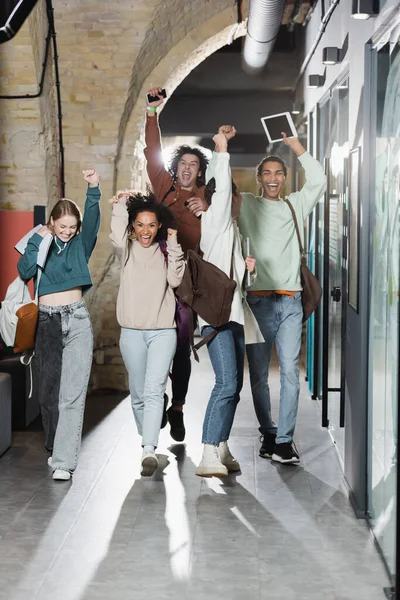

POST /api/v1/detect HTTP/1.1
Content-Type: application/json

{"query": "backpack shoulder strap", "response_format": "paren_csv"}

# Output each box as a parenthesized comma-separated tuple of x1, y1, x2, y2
(160, 184, 175, 204)
(159, 239, 168, 265)
(35, 267, 42, 303)
(284, 198, 304, 256)
(192, 328, 218, 359)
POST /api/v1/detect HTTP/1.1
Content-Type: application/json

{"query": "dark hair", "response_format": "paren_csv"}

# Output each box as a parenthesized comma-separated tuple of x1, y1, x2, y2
(168, 145, 209, 188)
(204, 177, 238, 206)
(47, 199, 82, 232)
(256, 155, 287, 179)
(126, 191, 176, 242)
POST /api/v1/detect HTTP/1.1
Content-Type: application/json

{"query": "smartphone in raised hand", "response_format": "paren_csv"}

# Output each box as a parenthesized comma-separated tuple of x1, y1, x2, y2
(146, 89, 167, 103)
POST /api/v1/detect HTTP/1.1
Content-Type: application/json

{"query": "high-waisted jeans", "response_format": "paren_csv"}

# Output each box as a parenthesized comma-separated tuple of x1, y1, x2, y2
(119, 327, 177, 448)
(35, 299, 93, 472)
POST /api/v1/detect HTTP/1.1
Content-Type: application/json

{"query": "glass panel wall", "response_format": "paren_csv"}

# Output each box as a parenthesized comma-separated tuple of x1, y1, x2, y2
(368, 41, 400, 578)
(315, 78, 349, 458)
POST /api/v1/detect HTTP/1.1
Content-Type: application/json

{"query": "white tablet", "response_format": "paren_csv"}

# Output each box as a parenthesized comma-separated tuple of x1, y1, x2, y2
(260, 112, 297, 144)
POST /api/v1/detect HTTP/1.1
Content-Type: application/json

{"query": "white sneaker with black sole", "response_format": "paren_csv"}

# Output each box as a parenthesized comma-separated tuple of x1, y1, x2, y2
(272, 442, 300, 464)
(141, 452, 158, 477)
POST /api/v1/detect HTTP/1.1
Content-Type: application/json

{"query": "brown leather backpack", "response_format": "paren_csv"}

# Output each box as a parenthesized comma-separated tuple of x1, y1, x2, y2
(284, 198, 322, 321)
(175, 248, 236, 360)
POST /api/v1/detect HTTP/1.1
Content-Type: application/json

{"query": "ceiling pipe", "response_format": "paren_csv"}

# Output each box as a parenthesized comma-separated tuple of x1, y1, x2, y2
(242, 0, 286, 74)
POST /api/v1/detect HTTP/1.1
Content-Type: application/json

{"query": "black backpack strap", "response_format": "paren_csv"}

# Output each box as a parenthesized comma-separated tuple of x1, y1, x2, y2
(160, 184, 175, 204)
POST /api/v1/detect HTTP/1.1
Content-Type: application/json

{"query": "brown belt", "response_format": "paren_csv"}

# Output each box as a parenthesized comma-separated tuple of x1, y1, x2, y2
(248, 290, 298, 300)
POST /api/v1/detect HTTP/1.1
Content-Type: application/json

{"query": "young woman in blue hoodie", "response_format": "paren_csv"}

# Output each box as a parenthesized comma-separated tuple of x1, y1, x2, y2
(17, 169, 101, 481)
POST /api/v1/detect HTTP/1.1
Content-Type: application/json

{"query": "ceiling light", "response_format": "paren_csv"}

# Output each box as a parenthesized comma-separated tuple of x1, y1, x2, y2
(351, 0, 379, 19)
(322, 47, 341, 65)
(308, 74, 324, 89)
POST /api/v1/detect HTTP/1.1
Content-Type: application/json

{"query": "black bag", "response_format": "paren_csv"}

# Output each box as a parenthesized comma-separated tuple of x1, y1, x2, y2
(284, 199, 322, 322)
(175, 248, 236, 360)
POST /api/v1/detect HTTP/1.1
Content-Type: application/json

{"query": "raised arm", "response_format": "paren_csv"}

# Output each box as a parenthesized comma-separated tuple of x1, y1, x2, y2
(81, 169, 101, 260)
(143, 87, 174, 202)
(283, 134, 327, 218)
(165, 228, 185, 288)
(109, 192, 129, 263)
(201, 126, 236, 234)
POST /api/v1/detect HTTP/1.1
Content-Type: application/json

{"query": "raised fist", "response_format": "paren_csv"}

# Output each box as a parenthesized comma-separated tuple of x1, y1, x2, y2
(82, 169, 99, 187)
(218, 125, 237, 141)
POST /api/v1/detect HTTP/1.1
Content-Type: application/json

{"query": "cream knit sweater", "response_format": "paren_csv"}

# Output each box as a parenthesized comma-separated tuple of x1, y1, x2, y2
(110, 203, 185, 330)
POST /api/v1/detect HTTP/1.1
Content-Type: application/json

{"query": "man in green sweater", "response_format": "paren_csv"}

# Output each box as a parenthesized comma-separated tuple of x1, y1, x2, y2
(239, 134, 326, 464)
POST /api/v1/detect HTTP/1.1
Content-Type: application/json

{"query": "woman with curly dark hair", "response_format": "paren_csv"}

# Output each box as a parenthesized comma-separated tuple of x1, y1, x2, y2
(110, 190, 185, 476)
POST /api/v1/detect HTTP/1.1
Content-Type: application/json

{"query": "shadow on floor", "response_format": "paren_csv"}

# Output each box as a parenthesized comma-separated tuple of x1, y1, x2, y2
(78, 444, 340, 600)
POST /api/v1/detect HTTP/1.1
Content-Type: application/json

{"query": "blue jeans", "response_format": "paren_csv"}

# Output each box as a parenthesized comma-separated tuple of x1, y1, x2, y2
(246, 292, 303, 444)
(201, 322, 245, 445)
(120, 328, 177, 448)
(37, 300, 93, 472)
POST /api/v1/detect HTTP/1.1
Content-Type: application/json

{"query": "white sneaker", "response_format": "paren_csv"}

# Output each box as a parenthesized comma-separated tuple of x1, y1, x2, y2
(52, 469, 71, 481)
(47, 456, 52, 467)
(218, 441, 241, 473)
(196, 444, 228, 478)
(141, 452, 158, 477)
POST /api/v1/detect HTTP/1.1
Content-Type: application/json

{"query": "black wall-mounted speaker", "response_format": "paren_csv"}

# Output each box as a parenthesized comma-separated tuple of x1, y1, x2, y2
(33, 205, 46, 227)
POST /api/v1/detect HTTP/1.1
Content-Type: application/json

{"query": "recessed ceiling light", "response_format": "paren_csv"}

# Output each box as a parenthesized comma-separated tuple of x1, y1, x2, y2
(351, 0, 379, 19)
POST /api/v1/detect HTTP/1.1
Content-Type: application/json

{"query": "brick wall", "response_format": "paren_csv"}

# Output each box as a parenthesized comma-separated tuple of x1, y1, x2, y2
(1, 0, 249, 390)
(0, 0, 58, 212)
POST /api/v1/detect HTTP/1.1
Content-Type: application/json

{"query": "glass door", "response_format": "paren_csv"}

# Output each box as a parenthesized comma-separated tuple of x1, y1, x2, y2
(368, 38, 400, 584)
(316, 76, 349, 456)
(307, 107, 319, 400)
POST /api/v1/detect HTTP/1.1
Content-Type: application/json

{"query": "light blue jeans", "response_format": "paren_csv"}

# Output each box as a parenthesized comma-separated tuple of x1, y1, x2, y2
(120, 328, 177, 448)
(246, 292, 303, 444)
(201, 322, 245, 445)
(38, 300, 93, 473)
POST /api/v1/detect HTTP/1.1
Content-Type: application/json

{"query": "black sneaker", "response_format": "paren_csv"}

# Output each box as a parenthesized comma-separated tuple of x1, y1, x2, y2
(272, 442, 300, 464)
(161, 394, 169, 429)
(167, 407, 185, 442)
(259, 434, 276, 459)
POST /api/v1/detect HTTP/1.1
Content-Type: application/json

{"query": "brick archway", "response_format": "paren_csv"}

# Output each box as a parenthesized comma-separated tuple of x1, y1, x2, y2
(89, 6, 248, 390)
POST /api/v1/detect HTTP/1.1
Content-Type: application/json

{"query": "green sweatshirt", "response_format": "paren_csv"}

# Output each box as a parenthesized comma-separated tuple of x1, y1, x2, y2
(238, 152, 326, 291)
(17, 186, 101, 296)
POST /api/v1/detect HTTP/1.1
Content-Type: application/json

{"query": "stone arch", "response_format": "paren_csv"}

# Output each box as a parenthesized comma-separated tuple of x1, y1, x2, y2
(114, 3, 248, 191)
(89, 4, 249, 390)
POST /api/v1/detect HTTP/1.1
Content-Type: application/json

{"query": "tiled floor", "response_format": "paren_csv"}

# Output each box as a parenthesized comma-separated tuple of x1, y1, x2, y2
(0, 347, 390, 600)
